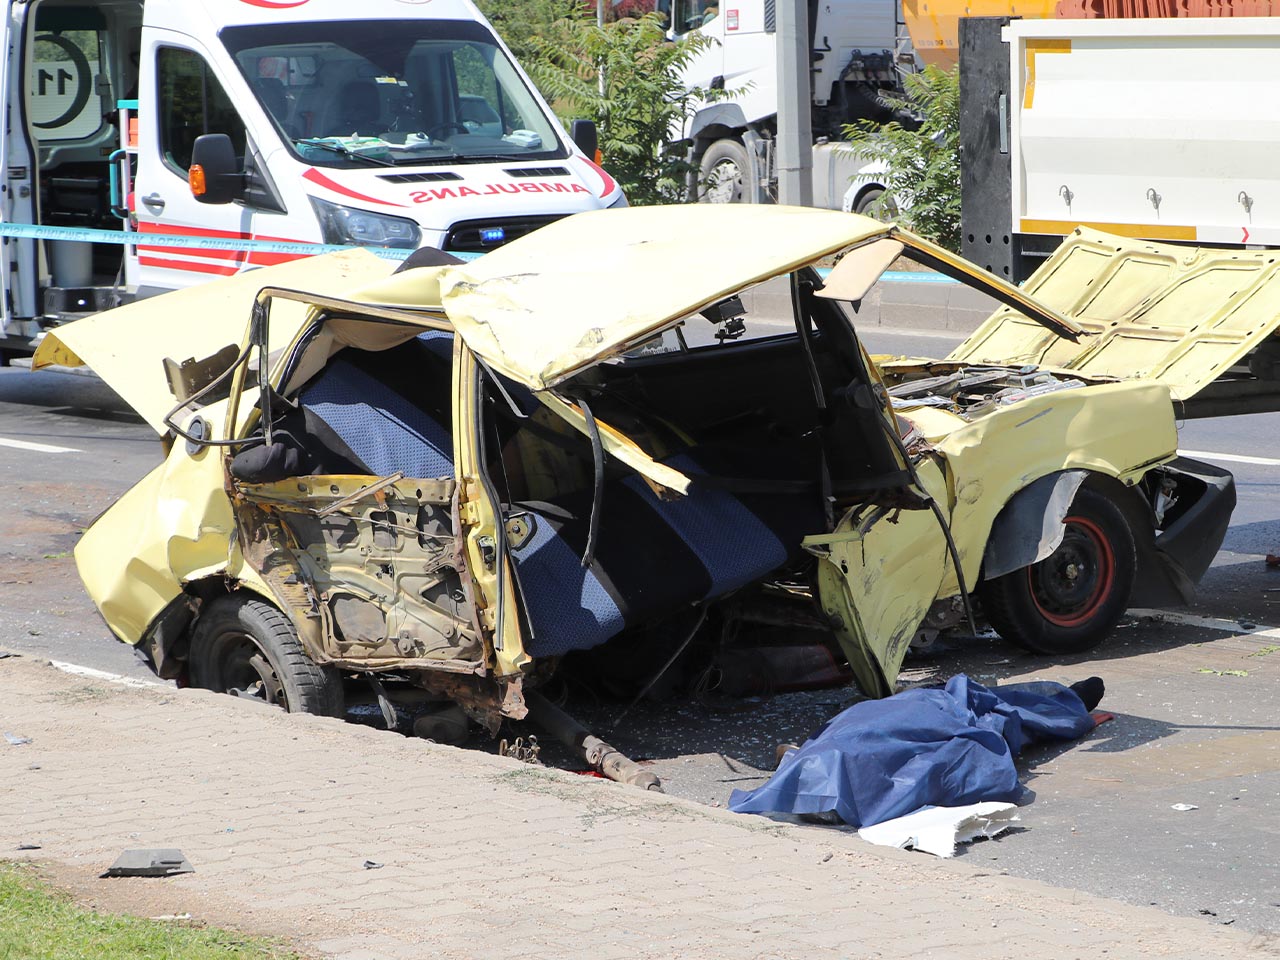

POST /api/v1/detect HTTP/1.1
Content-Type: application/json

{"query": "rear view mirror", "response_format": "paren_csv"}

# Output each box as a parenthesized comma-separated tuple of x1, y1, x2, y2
(189, 134, 242, 205)
(570, 119, 599, 161)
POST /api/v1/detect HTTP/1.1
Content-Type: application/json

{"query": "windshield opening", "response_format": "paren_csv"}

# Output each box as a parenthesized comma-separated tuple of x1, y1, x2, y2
(220, 20, 566, 167)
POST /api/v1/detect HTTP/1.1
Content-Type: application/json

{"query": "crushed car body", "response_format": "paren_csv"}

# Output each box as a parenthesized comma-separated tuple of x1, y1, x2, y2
(35, 206, 1239, 765)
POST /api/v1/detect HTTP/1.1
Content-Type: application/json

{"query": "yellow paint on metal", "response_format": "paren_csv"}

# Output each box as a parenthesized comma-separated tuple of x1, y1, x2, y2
(1022, 38, 1072, 111)
(440, 205, 894, 391)
(949, 227, 1280, 401)
(1020, 218, 1198, 242)
(74, 403, 238, 645)
(31, 250, 393, 434)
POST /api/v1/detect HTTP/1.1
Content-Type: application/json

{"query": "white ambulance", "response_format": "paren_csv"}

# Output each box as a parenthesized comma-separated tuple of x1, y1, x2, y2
(2, 0, 623, 360)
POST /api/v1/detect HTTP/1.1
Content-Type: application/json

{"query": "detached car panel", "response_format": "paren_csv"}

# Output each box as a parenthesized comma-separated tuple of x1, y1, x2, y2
(51, 206, 1238, 754)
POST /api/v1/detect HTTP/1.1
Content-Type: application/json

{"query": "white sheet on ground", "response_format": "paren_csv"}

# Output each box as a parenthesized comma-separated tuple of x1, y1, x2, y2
(857, 802, 1019, 858)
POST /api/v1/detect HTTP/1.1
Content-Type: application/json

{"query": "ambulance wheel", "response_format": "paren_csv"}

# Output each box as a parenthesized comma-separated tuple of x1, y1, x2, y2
(189, 594, 344, 717)
(981, 488, 1136, 656)
(699, 139, 749, 204)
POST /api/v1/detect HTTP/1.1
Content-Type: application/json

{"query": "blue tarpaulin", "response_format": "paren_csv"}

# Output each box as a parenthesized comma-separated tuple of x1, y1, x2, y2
(729, 675, 1096, 828)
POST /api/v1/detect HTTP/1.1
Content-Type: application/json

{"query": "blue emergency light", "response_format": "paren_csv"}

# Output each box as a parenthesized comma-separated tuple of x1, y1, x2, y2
(480, 227, 506, 244)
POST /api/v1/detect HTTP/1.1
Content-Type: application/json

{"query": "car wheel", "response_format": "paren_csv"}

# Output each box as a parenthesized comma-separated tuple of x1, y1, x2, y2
(698, 139, 749, 204)
(188, 594, 344, 717)
(981, 487, 1136, 655)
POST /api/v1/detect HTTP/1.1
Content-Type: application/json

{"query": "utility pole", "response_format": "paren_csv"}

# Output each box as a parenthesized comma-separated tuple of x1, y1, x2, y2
(776, 0, 813, 206)
(597, 0, 607, 96)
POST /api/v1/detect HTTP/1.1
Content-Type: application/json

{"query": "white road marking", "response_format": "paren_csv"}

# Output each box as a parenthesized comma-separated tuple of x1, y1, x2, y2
(50, 660, 165, 688)
(1129, 608, 1280, 642)
(0, 436, 81, 454)
(1179, 448, 1280, 467)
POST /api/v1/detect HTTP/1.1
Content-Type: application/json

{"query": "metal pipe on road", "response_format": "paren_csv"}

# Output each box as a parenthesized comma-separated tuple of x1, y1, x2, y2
(776, 0, 814, 206)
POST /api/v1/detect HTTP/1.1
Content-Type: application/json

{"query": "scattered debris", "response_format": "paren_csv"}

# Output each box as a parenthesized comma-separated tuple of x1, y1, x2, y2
(101, 849, 194, 878)
(150, 913, 193, 922)
(362, 860, 383, 870)
(1238, 620, 1258, 630)
(859, 803, 1020, 858)
(1171, 803, 1199, 812)
(0, 651, 15, 659)
(1199, 908, 1217, 916)
(1248, 645, 1280, 658)
(4, 732, 32, 746)
(1197, 668, 1248, 677)
(821, 852, 833, 863)
(16, 843, 40, 851)
(498, 735, 541, 765)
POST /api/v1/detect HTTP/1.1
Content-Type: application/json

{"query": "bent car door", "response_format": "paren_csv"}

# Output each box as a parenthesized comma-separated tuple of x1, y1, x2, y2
(226, 298, 488, 676)
(946, 228, 1280, 401)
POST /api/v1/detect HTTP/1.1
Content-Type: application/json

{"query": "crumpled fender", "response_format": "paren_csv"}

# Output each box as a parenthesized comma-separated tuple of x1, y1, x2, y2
(981, 470, 1088, 580)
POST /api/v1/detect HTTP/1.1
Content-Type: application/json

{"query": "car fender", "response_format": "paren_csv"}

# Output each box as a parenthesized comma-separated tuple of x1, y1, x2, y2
(981, 469, 1089, 580)
(930, 380, 1178, 597)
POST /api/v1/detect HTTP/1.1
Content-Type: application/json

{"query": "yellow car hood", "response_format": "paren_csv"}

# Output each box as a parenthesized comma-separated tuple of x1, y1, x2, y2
(31, 249, 394, 434)
(947, 227, 1280, 401)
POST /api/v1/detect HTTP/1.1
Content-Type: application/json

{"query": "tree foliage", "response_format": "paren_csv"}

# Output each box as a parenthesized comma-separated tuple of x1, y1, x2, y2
(474, 0, 587, 69)
(843, 65, 960, 251)
(526, 13, 713, 205)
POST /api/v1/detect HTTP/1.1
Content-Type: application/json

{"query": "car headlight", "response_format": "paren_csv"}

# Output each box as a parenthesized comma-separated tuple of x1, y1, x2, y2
(607, 192, 629, 209)
(310, 198, 421, 250)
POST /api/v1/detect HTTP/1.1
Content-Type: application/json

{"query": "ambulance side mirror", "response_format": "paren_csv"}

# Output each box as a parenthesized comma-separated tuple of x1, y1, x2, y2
(570, 119, 599, 162)
(189, 134, 243, 205)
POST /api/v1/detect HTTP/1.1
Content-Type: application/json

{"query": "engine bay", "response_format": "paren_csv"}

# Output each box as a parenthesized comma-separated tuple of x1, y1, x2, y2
(887, 365, 1087, 419)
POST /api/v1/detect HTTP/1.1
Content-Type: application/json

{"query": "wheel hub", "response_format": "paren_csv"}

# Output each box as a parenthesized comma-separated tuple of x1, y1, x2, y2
(222, 636, 286, 708)
(1027, 516, 1116, 628)
(704, 160, 742, 204)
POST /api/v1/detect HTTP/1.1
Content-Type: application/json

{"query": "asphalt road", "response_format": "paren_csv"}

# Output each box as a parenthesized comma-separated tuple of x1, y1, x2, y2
(4, 326, 1280, 935)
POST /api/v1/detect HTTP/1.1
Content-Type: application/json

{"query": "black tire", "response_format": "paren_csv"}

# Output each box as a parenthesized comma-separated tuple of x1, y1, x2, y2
(698, 139, 749, 204)
(189, 594, 344, 717)
(981, 487, 1136, 656)
(853, 187, 897, 221)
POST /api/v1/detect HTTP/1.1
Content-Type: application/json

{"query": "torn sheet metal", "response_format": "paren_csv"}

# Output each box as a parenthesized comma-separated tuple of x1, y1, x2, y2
(858, 802, 1019, 857)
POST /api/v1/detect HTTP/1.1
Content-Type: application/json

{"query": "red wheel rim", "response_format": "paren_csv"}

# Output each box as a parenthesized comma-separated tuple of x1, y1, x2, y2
(1027, 515, 1115, 628)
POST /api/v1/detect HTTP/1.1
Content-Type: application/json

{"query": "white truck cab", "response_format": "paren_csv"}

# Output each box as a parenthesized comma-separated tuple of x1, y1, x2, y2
(1, 0, 623, 359)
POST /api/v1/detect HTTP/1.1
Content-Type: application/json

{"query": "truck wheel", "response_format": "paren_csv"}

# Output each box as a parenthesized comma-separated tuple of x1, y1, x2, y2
(699, 139, 749, 204)
(188, 594, 344, 717)
(853, 187, 896, 220)
(981, 488, 1136, 656)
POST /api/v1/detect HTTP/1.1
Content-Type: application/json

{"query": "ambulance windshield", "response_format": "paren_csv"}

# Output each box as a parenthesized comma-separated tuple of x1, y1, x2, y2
(221, 19, 565, 166)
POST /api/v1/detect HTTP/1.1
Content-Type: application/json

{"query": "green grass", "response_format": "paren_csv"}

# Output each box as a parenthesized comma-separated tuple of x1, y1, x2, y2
(0, 862, 305, 960)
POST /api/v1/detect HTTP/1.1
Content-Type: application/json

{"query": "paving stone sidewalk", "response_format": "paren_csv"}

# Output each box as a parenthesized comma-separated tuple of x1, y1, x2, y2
(2, 654, 1277, 960)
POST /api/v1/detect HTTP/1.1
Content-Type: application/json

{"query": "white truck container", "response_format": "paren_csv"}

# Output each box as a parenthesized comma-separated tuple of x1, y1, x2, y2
(1, 0, 623, 360)
(659, 0, 909, 210)
(963, 16, 1280, 283)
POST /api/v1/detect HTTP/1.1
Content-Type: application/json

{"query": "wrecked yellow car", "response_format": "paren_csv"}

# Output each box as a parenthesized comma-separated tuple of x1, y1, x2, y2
(36, 206, 1238, 771)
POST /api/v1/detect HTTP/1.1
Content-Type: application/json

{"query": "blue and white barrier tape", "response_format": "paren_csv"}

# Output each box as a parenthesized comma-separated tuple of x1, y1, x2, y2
(0, 221, 955, 281)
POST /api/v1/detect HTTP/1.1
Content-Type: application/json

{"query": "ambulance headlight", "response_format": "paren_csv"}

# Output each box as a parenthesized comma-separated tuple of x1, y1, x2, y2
(311, 198, 421, 250)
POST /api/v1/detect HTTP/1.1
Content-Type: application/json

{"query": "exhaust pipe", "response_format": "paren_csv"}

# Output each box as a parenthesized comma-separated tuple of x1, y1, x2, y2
(524, 691, 663, 792)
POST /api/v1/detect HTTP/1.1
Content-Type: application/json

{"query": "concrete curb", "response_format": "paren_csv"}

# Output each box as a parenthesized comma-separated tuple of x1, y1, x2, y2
(2, 654, 1276, 960)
